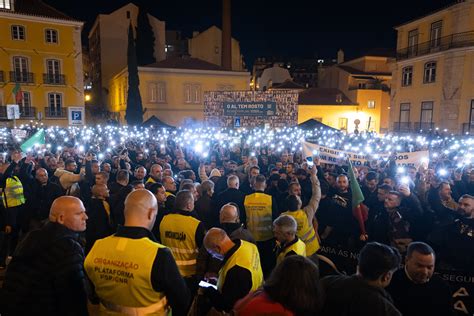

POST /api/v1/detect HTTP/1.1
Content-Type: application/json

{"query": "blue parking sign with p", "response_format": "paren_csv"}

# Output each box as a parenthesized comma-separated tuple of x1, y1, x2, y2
(72, 111, 82, 120)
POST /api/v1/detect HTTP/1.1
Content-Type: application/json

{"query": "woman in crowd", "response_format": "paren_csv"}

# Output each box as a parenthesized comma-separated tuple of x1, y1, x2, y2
(234, 255, 323, 315)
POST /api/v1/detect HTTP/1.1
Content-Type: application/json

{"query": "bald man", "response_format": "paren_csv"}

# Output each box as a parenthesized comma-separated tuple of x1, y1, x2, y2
(202, 228, 263, 313)
(85, 184, 112, 254)
(28, 167, 63, 228)
(3, 196, 89, 315)
(219, 203, 256, 244)
(85, 189, 190, 315)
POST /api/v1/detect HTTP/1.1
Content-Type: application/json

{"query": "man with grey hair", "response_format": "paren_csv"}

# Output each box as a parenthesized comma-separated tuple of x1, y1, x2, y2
(273, 214, 306, 265)
(220, 203, 255, 243)
(159, 190, 206, 295)
(85, 190, 190, 315)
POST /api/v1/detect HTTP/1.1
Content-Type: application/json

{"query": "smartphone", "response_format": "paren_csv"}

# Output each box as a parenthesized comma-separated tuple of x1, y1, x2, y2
(306, 157, 314, 168)
(198, 280, 217, 290)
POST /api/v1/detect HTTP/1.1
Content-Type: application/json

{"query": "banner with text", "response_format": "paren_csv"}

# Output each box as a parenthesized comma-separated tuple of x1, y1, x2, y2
(302, 141, 429, 168)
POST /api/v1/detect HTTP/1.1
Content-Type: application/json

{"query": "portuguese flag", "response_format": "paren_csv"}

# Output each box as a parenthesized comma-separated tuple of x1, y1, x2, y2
(348, 160, 369, 239)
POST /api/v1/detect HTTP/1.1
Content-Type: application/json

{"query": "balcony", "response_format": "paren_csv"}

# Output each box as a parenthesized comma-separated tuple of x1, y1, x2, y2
(43, 73, 66, 85)
(414, 122, 435, 131)
(20, 106, 36, 118)
(397, 31, 474, 60)
(0, 71, 4, 83)
(9, 71, 34, 83)
(348, 83, 390, 92)
(44, 107, 66, 118)
(393, 122, 412, 132)
(462, 123, 474, 135)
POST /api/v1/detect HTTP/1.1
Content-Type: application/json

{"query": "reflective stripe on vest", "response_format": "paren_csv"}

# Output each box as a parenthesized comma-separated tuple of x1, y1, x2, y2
(99, 296, 169, 316)
(84, 236, 168, 313)
(277, 238, 306, 265)
(1, 176, 25, 208)
(217, 240, 263, 293)
(159, 213, 200, 277)
(282, 209, 320, 256)
(244, 193, 273, 241)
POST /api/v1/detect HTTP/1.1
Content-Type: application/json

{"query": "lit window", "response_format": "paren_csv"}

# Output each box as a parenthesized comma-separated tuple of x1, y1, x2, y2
(402, 66, 413, 86)
(368, 100, 375, 109)
(11, 25, 25, 40)
(0, 0, 12, 9)
(423, 62, 436, 83)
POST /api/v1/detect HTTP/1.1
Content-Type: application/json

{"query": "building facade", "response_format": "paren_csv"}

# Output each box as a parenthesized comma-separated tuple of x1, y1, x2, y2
(391, 0, 474, 134)
(109, 56, 250, 126)
(0, 0, 84, 126)
(317, 53, 394, 133)
(88, 3, 166, 107)
(188, 26, 245, 72)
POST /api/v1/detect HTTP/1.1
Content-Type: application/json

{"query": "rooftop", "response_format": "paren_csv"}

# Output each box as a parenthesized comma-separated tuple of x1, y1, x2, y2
(0, 0, 80, 22)
(298, 88, 357, 106)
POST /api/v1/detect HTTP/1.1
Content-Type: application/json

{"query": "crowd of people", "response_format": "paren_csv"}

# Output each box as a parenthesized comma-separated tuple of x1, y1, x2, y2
(0, 124, 473, 315)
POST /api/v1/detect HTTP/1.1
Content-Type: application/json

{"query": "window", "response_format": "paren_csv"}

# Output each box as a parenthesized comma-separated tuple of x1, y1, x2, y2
(148, 82, 166, 103)
(399, 103, 410, 123)
(338, 118, 348, 130)
(0, 0, 12, 9)
(468, 100, 474, 132)
(430, 21, 443, 48)
(46, 59, 61, 82)
(13, 56, 29, 82)
(424, 62, 436, 83)
(408, 29, 418, 56)
(402, 66, 413, 86)
(48, 93, 62, 111)
(358, 83, 367, 89)
(19, 91, 31, 108)
(11, 25, 25, 40)
(184, 83, 201, 104)
(420, 101, 433, 123)
(45, 29, 58, 44)
(368, 100, 375, 109)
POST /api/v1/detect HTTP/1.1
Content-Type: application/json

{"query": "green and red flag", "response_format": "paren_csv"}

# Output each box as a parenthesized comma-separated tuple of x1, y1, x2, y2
(12, 83, 22, 104)
(348, 159, 369, 239)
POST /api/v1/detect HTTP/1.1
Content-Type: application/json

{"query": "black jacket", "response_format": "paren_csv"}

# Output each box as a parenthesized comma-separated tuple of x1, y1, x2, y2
(1, 222, 88, 316)
(214, 188, 246, 219)
(386, 268, 453, 316)
(27, 180, 63, 221)
(321, 275, 401, 316)
(195, 194, 217, 229)
(85, 198, 113, 254)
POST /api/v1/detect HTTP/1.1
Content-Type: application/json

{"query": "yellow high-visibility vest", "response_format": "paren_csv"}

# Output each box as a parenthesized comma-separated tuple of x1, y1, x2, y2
(244, 193, 273, 241)
(218, 240, 263, 293)
(1, 176, 25, 208)
(159, 213, 200, 277)
(276, 238, 306, 265)
(84, 236, 170, 315)
(282, 209, 320, 256)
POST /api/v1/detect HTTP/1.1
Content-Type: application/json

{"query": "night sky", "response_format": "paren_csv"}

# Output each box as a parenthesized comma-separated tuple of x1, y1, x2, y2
(45, 0, 453, 67)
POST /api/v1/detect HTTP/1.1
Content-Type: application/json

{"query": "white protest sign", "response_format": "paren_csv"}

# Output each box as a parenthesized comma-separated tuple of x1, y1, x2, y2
(302, 141, 429, 168)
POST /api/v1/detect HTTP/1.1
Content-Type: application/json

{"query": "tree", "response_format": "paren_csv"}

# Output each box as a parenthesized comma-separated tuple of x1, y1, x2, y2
(135, 8, 156, 66)
(125, 23, 143, 126)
